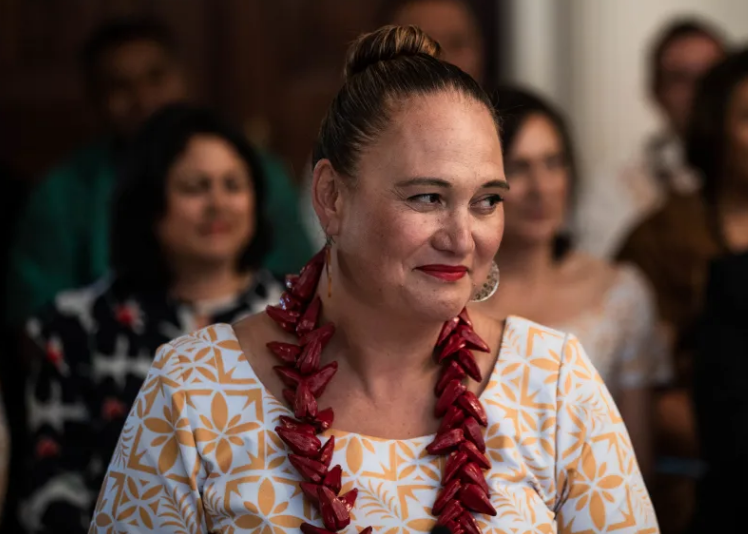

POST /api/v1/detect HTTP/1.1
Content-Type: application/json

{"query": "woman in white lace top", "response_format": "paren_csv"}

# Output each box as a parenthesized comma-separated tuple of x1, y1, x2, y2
(475, 87, 671, 479)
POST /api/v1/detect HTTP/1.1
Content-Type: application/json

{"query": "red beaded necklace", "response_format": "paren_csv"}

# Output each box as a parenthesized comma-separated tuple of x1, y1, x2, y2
(265, 248, 497, 534)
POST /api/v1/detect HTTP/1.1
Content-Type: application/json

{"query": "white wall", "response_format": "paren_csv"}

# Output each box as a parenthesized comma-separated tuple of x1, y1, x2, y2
(503, 0, 748, 182)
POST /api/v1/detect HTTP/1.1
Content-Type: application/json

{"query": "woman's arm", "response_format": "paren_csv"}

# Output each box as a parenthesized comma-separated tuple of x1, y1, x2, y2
(554, 335, 658, 533)
(89, 342, 208, 533)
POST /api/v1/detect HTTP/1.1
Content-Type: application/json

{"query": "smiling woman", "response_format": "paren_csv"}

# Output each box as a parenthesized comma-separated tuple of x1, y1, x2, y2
(22, 105, 283, 534)
(89, 26, 658, 534)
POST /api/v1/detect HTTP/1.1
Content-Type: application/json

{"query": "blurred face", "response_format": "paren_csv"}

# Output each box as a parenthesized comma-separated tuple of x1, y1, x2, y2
(157, 135, 255, 270)
(724, 78, 748, 187)
(502, 114, 570, 248)
(656, 34, 724, 136)
(392, 0, 485, 83)
(94, 39, 187, 138)
(319, 92, 505, 321)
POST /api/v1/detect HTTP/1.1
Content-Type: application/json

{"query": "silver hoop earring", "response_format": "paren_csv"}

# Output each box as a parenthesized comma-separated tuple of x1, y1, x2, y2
(471, 261, 500, 302)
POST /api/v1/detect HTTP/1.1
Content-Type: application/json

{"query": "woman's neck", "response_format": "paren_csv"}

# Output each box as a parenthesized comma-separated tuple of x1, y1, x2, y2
(319, 279, 443, 400)
(169, 263, 251, 303)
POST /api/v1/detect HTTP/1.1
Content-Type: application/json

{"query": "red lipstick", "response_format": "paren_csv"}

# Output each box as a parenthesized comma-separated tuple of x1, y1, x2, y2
(417, 265, 468, 282)
(202, 221, 230, 235)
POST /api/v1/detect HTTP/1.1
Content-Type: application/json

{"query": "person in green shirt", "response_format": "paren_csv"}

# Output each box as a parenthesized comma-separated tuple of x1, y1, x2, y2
(5, 17, 312, 326)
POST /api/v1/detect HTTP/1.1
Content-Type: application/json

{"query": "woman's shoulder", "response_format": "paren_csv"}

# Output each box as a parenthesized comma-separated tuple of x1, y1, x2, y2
(151, 323, 249, 380)
(470, 306, 573, 353)
(486, 316, 605, 429)
(153, 313, 279, 383)
(26, 276, 114, 339)
(610, 262, 655, 300)
(495, 317, 607, 411)
(564, 254, 654, 305)
(554, 252, 626, 314)
(499, 315, 578, 366)
(160, 322, 242, 356)
(560, 251, 618, 288)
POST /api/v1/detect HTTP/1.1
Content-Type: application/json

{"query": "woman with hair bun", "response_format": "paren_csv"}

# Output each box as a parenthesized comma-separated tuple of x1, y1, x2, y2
(90, 26, 657, 534)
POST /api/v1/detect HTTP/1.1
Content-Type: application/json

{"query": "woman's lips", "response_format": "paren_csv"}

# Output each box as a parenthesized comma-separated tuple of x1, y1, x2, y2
(201, 221, 231, 235)
(417, 264, 468, 282)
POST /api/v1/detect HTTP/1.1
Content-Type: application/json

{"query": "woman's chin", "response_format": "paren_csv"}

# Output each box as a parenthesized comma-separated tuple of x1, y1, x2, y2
(406, 288, 471, 322)
(173, 253, 240, 273)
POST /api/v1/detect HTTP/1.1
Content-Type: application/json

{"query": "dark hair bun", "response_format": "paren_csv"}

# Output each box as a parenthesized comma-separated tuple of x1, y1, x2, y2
(344, 25, 441, 79)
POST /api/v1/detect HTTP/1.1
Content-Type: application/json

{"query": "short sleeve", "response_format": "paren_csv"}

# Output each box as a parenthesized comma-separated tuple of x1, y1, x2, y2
(88, 342, 208, 533)
(554, 334, 658, 533)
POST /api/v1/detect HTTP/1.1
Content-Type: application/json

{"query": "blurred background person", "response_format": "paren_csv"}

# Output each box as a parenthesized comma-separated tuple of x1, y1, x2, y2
(3, 27, 193, 519)
(617, 47, 748, 533)
(474, 86, 670, 480)
(384, 0, 486, 84)
(4, 16, 310, 328)
(4, 17, 188, 327)
(575, 18, 727, 260)
(21, 105, 282, 534)
(691, 251, 748, 533)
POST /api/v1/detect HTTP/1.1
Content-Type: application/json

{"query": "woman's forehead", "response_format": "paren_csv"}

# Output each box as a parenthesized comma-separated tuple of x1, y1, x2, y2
(358, 93, 502, 178)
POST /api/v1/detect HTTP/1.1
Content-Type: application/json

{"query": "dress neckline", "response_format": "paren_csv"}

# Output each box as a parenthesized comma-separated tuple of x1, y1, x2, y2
(217, 316, 518, 444)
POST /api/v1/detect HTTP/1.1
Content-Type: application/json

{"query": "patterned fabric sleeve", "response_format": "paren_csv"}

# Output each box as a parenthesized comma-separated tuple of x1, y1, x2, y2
(23, 310, 97, 534)
(615, 265, 673, 389)
(88, 341, 208, 533)
(554, 334, 659, 533)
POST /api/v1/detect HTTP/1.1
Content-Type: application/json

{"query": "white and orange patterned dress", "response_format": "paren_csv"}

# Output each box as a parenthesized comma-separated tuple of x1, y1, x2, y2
(89, 316, 658, 533)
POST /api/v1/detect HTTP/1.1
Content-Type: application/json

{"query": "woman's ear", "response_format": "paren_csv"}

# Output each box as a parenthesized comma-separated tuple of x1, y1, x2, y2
(312, 159, 345, 237)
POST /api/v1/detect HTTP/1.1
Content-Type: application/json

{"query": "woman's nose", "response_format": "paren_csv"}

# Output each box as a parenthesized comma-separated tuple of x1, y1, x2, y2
(432, 209, 473, 256)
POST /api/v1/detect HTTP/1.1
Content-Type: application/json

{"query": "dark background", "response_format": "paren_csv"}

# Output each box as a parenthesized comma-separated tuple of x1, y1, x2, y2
(0, 0, 506, 185)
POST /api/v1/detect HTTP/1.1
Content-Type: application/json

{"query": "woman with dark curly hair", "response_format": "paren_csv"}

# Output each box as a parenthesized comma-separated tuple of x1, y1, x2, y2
(22, 104, 282, 534)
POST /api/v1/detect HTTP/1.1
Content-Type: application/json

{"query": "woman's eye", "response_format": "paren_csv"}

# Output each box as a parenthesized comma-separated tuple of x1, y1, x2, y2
(473, 195, 504, 211)
(224, 176, 247, 192)
(409, 193, 442, 205)
(545, 154, 567, 171)
(178, 182, 205, 195)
